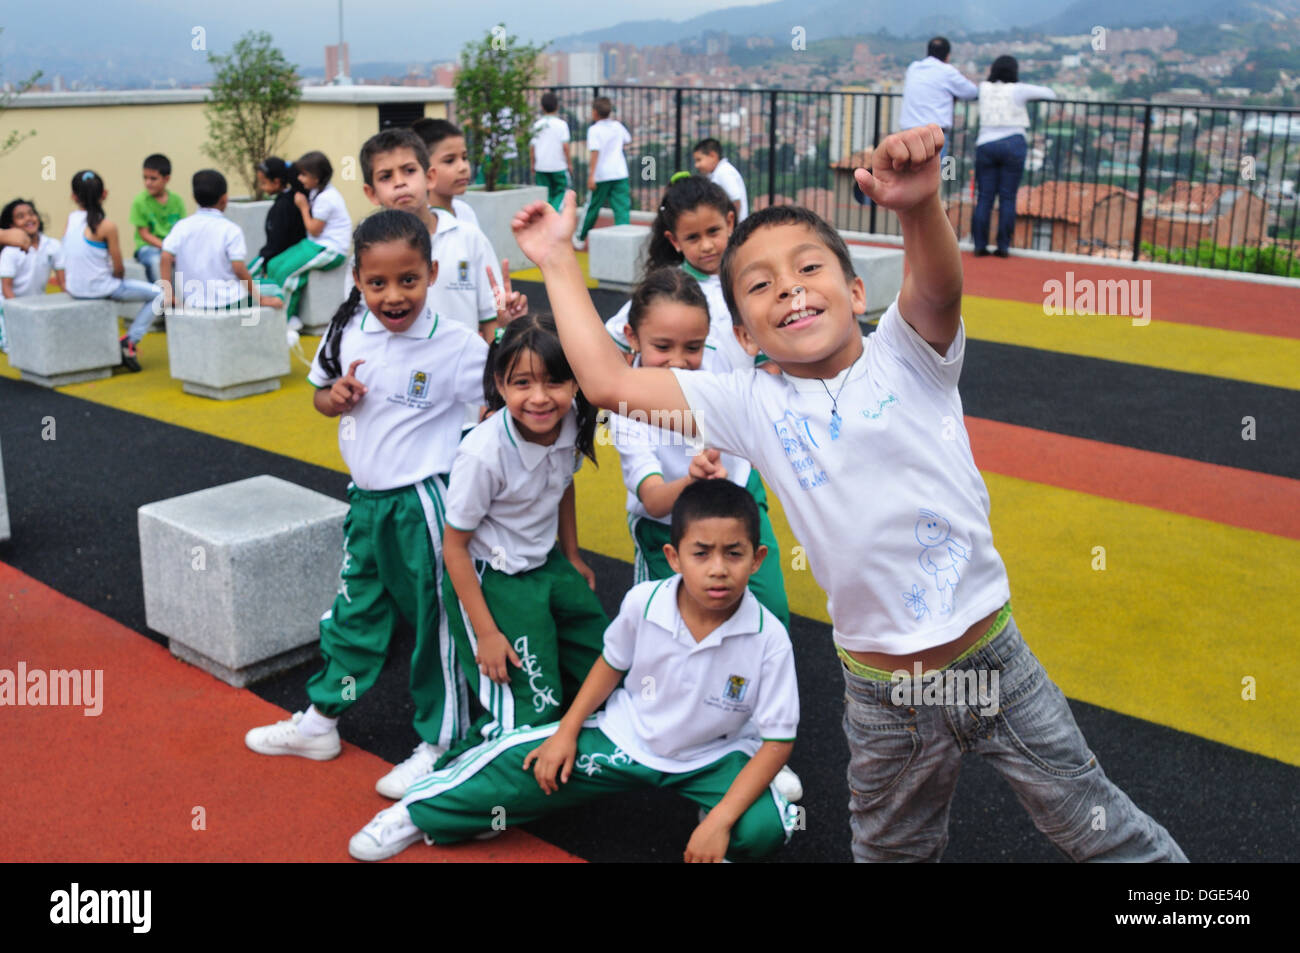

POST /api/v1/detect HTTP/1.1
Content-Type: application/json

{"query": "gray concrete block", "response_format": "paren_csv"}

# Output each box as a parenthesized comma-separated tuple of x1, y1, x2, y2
(0, 436, 9, 543)
(4, 294, 121, 387)
(850, 245, 905, 319)
(138, 475, 349, 687)
(458, 184, 548, 269)
(588, 224, 652, 292)
(225, 200, 272, 266)
(166, 305, 289, 400)
(296, 264, 349, 334)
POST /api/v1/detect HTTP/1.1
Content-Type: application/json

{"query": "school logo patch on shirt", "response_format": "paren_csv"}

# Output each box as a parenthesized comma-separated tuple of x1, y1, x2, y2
(457, 260, 469, 282)
(408, 370, 429, 399)
(724, 674, 749, 702)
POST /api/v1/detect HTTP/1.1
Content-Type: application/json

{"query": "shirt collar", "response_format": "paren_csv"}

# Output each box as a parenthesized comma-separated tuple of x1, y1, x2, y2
(196, 207, 223, 217)
(359, 304, 439, 338)
(503, 406, 577, 470)
(644, 575, 765, 645)
(431, 206, 460, 234)
(679, 261, 712, 282)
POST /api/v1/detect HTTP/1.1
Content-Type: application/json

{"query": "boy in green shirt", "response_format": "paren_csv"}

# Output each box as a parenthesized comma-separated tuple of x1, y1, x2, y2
(129, 153, 186, 283)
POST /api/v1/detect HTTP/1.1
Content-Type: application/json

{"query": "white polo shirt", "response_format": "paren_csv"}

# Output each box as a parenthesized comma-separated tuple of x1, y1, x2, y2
(587, 119, 631, 182)
(307, 304, 488, 490)
(0, 234, 63, 297)
(161, 208, 246, 308)
(430, 208, 498, 333)
(597, 576, 798, 774)
(609, 352, 751, 524)
(451, 198, 480, 230)
(530, 115, 570, 173)
(444, 407, 584, 574)
(309, 185, 352, 256)
(604, 264, 754, 372)
(708, 157, 748, 222)
(673, 298, 1011, 655)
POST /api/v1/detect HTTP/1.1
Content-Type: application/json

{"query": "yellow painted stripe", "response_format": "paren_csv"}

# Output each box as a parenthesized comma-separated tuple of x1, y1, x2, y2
(963, 295, 1300, 391)
(509, 251, 599, 289)
(5, 328, 1295, 767)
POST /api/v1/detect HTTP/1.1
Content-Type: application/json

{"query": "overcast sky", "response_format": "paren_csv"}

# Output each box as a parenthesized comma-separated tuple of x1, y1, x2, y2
(0, 0, 762, 73)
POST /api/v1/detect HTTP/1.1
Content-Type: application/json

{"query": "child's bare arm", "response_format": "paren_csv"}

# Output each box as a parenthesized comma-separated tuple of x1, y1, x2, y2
(295, 192, 325, 237)
(103, 223, 124, 279)
(443, 526, 520, 684)
(522, 656, 624, 794)
(160, 251, 176, 308)
(855, 125, 962, 352)
(313, 358, 367, 417)
(557, 483, 595, 589)
(512, 194, 694, 432)
(684, 739, 793, 863)
(137, 225, 163, 249)
(52, 269, 65, 292)
(1, 277, 13, 299)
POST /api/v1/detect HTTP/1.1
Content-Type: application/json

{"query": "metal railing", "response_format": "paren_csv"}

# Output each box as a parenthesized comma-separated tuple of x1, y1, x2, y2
(482, 86, 1300, 276)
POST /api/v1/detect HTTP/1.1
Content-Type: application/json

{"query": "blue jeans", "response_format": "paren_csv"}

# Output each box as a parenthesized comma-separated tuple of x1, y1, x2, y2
(841, 614, 1188, 862)
(971, 134, 1027, 252)
(135, 246, 162, 283)
(93, 278, 163, 343)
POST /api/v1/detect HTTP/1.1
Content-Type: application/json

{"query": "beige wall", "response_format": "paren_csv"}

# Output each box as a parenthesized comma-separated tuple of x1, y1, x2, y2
(0, 99, 447, 239)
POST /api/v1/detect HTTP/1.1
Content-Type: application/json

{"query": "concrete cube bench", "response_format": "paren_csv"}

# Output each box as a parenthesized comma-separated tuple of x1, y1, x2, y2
(296, 263, 349, 334)
(850, 245, 905, 322)
(3, 294, 121, 386)
(138, 475, 349, 687)
(0, 437, 9, 543)
(166, 304, 289, 400)
(224, 200, 271, 267)
(588, 225, 652, 293)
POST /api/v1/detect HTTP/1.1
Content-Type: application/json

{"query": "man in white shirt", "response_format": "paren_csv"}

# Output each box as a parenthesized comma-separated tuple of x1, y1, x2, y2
(856, 37, 976, 206)
(692, 138, 748, 222)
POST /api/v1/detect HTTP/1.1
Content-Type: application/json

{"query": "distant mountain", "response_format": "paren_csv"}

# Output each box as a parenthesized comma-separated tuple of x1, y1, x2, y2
(551, 0, 1070, 50)
(1034, 0, 1300, 34)
(550, 0, 1300, 50)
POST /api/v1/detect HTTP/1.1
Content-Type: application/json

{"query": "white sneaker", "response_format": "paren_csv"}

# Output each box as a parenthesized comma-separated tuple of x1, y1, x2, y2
(348, 804, 426, 862)
(375, 741, 445, 799)
(244, 710, 341, 761)
(774, 765, 803, 802)
(571, 223, 586, 250)
(287, 315, 304, 332)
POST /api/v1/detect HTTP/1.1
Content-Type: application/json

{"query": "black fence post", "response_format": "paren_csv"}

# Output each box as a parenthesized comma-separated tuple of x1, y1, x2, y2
(768, 90, 779, 207)
(870, 93, 882, 234)
(1132, 104, 1153, 262)
(675, 88, 683, 175)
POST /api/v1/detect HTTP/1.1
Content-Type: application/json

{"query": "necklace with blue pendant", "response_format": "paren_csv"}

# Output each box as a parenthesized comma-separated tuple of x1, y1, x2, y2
(818, 361, 856, 441)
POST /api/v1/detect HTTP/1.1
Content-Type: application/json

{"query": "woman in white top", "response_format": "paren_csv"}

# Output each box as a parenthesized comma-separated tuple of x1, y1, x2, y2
(259, 151, 351, 325)
(971, 55, 1056, 257)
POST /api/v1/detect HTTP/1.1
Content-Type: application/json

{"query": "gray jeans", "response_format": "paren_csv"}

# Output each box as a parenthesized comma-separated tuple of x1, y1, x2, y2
(841, 615, 1187, 862)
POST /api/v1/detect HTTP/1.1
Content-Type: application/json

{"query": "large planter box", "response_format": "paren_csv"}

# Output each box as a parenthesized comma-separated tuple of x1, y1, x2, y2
(226, 199, 272, 265)
(459, 185, 549, 269)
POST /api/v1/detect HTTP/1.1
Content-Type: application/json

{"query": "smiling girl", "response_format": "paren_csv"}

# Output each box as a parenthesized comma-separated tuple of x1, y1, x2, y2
(437, 312, 609, 764)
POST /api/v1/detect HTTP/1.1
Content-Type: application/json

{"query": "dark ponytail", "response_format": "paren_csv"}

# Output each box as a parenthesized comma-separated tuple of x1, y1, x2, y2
(318, 208, 433, 380)
(645, 175, 734, 273)
(72, 170, 107, 231)
(627, 267, 709, 336)
(484, 312, 598, 465)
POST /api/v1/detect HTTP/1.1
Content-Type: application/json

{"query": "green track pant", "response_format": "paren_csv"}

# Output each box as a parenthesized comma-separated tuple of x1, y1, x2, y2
(438, 547, 608, 765)
(535, 170, 569, 210)
(404, 719, 799, 861)
(628, 469, 790, 628)
(578, 178, 631, 240)
(258, 238, 346, 319)
(306, 478, 465, 748)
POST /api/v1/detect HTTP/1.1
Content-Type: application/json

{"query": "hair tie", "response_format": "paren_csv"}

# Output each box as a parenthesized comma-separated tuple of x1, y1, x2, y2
(669, 171, 691, 184)
(81, 171, 95, 182)
(494, 326, 505, 343)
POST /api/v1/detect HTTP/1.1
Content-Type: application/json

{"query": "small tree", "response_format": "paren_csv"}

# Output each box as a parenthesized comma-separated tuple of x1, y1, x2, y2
(455, 26, 542, 191)
(203, 31, 301, 198)
(0, 29, 41, 158)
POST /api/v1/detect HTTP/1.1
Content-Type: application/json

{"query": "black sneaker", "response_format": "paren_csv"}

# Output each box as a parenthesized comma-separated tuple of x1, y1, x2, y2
(973, 246, 989, 257)
(993, 248, 1009, 258)
(119, 335, 142, 373)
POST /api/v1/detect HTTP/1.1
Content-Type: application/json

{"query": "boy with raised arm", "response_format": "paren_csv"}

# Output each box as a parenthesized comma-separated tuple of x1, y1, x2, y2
(512, 124, 1186, 863)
